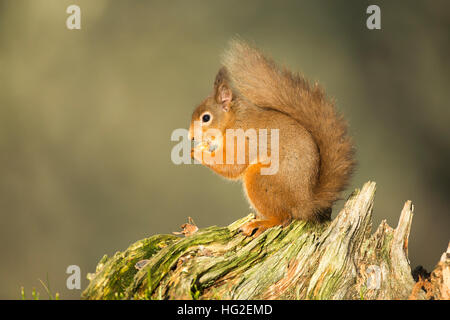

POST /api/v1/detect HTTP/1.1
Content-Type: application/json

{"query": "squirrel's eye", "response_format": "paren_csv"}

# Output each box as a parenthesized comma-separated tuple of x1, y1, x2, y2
(202, 113, 211, 123)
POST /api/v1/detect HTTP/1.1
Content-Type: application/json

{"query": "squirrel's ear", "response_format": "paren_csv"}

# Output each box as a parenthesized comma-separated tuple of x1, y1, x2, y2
(214, 67, 233, 112)
(217, 84, 232, 112)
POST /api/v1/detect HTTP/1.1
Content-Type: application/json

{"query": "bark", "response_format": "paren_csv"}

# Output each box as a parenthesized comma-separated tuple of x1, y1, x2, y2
(82, 181, 448, 300)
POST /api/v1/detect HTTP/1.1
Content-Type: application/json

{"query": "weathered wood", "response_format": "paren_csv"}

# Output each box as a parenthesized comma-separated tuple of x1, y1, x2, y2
(429, 243, 450, 300)
(82, 181, 441, 300)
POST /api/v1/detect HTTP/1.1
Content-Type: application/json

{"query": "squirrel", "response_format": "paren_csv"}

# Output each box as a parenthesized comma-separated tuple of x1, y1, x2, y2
(189, 40, 355, 237)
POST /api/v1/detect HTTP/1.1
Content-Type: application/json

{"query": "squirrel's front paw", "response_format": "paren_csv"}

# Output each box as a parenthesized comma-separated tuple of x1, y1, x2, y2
(191, 147, 203, 162)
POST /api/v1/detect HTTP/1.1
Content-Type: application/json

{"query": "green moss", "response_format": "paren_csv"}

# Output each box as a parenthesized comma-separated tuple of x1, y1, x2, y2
(82, 234, 178, 299)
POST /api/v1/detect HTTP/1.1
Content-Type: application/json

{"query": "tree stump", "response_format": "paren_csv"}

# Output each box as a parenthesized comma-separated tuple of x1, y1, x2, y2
(82, 181, 448, 300)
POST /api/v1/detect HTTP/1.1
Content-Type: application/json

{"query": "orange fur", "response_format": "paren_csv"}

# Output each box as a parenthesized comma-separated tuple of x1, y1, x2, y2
(189, 40, 355, 236)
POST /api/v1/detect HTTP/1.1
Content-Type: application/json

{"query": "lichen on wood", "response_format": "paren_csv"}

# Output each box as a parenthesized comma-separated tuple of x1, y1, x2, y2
(82, 181, 446, 300)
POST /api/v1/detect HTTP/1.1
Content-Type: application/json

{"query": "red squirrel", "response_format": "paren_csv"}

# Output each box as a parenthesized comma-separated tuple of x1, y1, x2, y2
(189, 40, 355, 237)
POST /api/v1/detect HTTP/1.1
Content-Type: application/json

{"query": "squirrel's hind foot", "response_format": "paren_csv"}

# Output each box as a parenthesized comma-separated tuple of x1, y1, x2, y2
(239, 218, 282, 237)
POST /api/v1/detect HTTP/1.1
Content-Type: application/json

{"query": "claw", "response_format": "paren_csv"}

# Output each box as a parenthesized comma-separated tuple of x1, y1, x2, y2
(239, 221, 263, 237)
(239, 218, 282, 237)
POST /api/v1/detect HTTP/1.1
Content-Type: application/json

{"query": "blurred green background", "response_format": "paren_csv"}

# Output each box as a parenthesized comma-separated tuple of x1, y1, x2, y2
(0, 0, 449, 299)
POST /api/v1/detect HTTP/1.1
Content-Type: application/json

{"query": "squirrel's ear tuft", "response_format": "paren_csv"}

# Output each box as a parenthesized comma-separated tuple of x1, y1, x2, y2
(214, 67, 228, 90)
(214, 67, 233, 112)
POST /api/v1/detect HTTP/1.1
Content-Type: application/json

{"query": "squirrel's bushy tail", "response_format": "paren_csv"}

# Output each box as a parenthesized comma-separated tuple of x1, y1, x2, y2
(223, 39, 355, 218)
